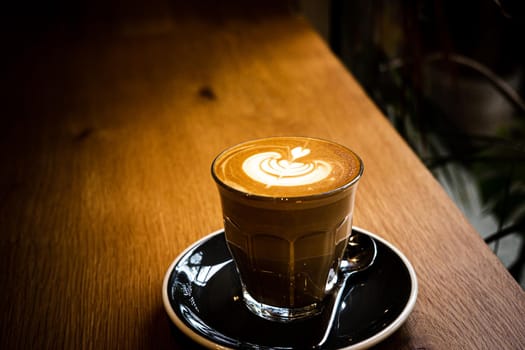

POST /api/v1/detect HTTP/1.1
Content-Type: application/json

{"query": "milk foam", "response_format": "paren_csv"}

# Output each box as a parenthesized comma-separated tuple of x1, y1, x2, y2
(212, 137, 362, 197)
(242, 147, 332, 187)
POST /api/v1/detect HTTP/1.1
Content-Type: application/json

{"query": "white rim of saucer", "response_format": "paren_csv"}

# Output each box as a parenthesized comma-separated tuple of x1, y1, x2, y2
(161, 226, 418, 350)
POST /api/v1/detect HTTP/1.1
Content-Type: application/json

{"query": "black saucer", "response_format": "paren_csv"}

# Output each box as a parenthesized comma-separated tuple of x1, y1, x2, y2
(162, 227, 417, 349)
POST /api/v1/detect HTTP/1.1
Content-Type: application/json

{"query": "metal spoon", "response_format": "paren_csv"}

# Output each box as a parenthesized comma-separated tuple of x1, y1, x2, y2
(315, 231, 378, 348)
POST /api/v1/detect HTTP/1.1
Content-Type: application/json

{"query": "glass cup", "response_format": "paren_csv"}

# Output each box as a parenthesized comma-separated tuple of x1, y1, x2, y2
(211, 137, 363, 322)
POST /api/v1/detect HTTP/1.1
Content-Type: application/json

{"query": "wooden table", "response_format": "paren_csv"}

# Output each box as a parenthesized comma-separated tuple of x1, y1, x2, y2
(2, 1, 524, 349)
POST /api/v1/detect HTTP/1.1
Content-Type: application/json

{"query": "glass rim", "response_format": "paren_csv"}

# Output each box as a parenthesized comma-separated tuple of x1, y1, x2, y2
(211, 136, 364, 202)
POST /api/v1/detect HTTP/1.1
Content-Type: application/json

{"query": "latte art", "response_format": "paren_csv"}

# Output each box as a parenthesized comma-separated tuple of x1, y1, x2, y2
(212, 137, 362, 197)
(242, 147, 332, 187)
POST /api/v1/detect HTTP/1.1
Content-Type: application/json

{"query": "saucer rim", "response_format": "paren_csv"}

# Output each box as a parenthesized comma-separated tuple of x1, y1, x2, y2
(162, 226, 418, 350)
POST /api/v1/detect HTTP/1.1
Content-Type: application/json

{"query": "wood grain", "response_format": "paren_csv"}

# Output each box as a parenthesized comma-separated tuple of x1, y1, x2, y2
(1, 1, 524, 349)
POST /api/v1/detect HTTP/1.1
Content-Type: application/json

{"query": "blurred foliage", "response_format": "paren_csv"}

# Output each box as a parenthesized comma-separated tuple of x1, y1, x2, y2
(332, 0, 525, 280)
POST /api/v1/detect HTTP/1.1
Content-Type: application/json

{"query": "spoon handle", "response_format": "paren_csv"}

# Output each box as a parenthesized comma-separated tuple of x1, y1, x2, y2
(315, 232, 377, 348)
(315, 274, 350, 348)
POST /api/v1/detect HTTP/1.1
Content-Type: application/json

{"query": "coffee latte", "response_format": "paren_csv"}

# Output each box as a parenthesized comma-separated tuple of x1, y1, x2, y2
(212, 137, 363, 321)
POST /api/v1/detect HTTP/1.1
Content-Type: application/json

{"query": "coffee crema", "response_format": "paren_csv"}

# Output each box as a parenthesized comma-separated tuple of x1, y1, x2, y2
(212, 137, 362, 198)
